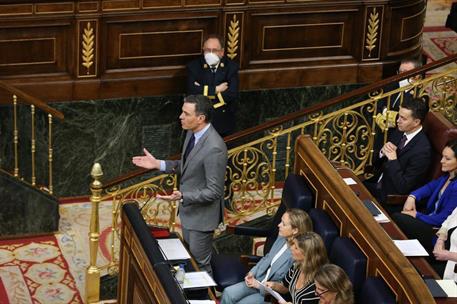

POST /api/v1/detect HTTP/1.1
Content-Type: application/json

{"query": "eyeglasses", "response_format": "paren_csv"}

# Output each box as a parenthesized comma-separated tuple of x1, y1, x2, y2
(203, 48, 222, 53)
(315, 288, 329, 297)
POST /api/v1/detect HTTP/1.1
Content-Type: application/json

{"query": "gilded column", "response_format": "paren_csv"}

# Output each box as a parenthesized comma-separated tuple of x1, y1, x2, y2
(85, 163, 103, 303)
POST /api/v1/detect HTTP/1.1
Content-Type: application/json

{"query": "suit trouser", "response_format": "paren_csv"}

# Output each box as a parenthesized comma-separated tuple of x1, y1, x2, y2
(182, 227, 214, 277)
(391, 212, 435, 254)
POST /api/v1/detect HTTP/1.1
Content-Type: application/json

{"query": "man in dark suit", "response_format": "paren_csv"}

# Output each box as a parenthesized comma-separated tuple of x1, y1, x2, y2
(187, 34, 239, 137)
(364, 97, 431, 210)
(132, 95, 228, 276)
(377, 58, 422, 113)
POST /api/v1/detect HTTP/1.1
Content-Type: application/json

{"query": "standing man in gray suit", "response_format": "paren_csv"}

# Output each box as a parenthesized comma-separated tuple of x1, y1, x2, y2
(132, 94, 228, 276)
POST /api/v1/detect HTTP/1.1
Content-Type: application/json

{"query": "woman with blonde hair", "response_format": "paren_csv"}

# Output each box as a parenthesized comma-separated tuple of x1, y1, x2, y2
(314, 264, 353, 304)
(265, 232, 328, 303)
(221, 209, 312, 304)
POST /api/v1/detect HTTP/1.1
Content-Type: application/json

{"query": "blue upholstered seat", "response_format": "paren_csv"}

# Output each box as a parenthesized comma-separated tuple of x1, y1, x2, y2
(281, 173, 313, 212)
(359, 277, 396, 304)
(330, 237, 367, 298)
(309, 208, 338, 252)
(211, 173, 314, 291)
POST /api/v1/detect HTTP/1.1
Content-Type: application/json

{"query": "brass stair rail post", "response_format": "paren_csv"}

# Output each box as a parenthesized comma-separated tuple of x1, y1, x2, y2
(31, 105, 36, 186)
(48, 114, 53, 194)
(86, 163, 103, 303)
(13, 94, 19, 177)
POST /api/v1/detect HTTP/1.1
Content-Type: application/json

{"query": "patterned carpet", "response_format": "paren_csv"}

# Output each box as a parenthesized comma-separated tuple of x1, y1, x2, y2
(423, 27, 457, 71)
(0, 235, 83, 303)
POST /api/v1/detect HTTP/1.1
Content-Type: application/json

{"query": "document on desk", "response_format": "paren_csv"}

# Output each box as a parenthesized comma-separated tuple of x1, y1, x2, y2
(157, 238, 191, 260)
(183, 271, 217, 289)
(343, 177, 357, 185)
(188, 301, 216, 304)
(257, 280, 286, 303)
(436, 280, 457, 297)
(393, 239, 429, 256)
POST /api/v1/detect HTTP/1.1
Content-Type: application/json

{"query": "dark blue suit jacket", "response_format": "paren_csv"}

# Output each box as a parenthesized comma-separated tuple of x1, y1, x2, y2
(374, 129, 431, 202)
(413, 174, 457, 226)
(186, 56, 239, 136)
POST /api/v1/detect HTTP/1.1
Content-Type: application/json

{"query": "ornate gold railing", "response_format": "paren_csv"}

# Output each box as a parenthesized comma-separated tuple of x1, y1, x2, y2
(0, 82, 64, 194)
(85, 64, 457, 302)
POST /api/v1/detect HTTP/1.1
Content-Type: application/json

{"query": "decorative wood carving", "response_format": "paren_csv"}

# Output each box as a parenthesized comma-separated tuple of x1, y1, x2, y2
(0, 0, 426, 101)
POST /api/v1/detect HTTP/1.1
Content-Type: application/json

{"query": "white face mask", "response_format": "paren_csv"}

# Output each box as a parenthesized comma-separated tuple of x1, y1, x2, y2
(399, 79, 411, 88)
(204, 52, 220, 66)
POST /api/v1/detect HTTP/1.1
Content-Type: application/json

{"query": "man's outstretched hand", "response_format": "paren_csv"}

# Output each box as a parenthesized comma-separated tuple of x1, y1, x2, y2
(132, 148, 160, 170)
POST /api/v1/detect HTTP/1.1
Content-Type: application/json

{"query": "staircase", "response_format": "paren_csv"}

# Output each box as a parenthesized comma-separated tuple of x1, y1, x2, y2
(0, 82, 63, 236)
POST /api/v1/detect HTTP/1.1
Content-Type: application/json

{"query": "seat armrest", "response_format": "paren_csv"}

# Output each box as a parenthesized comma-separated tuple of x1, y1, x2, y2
(226, 225, 270, 237)
(385, 195, 407, 205)
(239, 255, 262, 270)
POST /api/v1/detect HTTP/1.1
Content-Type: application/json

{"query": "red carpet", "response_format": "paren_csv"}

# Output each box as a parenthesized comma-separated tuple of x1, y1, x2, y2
(0, 235, 83, 303)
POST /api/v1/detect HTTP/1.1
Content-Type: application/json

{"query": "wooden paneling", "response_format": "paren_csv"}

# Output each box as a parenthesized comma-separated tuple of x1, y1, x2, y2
(0, 21, 73, 76)
(0, 0, 425, 101)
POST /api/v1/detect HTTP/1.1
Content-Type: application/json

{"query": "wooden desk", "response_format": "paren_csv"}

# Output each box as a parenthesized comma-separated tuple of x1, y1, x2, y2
(295, 134, 440, 303)
(118, 203, 215, 304)
(336, 167, 456, 304)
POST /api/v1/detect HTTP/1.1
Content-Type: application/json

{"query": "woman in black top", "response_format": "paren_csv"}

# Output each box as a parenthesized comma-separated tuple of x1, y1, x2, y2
(265, 232, 328, 304)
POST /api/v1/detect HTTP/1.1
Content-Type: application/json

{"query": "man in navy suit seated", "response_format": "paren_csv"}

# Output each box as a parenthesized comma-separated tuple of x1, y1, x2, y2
(364, 97, 431, 211)
(186, 34, 239, 137)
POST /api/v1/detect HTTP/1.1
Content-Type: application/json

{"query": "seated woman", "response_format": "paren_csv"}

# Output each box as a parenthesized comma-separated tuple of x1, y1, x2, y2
(265, 232, 328, 304)
(433, 206, 457, 281)
(392, 139, 457, 253)
(221, 209, 313, 304)
(314, 264, 353, 304)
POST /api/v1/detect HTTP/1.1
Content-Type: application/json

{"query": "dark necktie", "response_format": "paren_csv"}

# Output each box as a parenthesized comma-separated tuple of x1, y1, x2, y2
(183, 134, 195, 163)
(210, 66, 216, 73)
(397, 134, 407, 150)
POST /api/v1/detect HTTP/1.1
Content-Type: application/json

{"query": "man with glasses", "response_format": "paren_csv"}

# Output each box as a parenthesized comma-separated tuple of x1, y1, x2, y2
(186, 34, 239, 137)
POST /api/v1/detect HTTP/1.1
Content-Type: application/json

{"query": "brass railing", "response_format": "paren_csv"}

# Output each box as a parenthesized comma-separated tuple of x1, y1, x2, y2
(0, 81, 64, 194)
(85, 64, 457, 302)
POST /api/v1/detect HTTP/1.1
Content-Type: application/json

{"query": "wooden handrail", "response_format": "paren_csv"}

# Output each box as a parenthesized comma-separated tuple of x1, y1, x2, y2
(103, 53, 457, 188)
(0, 80, 64, 120)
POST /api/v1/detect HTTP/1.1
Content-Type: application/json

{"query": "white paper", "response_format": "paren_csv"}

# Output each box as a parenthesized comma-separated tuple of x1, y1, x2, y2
(393, 239, 429, 256)
(374, 211, 390, 223)
(157, 238, 191, 260)
(257, 280, 286, 303)
(188, 301, 216, 304)
(436, 280, 457, 297)
(343, 177, 357, 185)
(183, 271, 217, 289)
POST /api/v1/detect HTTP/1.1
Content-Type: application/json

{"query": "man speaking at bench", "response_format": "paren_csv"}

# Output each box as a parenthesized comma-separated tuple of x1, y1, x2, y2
(364, 97, 431, 210)
(132, 95, 228, 276)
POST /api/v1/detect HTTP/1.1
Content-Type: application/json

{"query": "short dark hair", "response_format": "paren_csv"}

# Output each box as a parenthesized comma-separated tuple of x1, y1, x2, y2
(401, 57, 423, 69)
(203, 34, 225, 49)
(184, 95, 213, 123)
(400, 96, 429, 123)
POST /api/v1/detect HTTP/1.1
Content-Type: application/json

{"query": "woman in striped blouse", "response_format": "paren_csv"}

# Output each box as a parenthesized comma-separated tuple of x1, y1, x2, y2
(265, 232, 328, 304)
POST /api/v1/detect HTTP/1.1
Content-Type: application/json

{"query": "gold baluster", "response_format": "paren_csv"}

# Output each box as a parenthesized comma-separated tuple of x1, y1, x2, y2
(285, 133, 292, 178)
(48, 114, 53, 194)
(170, 174, 178, 232)
(13, 95, 19, 177)
(86, 163, 103, 303)
(340, 112, 348, 165)
(270, 135, 278, 204)
(31, 105, 36, 186)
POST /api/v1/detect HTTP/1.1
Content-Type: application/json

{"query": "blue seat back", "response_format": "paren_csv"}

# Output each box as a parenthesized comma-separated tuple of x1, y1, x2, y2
(359, 277, 396, 304)
(309, 208, 338, 252)
(282, 173, 314, 211)
(330, 237, 367, 298)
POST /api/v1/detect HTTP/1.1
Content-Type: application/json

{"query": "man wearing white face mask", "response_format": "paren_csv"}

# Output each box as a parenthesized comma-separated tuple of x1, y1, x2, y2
(377, 58, 422, 114)
(187, 34, 239, 137)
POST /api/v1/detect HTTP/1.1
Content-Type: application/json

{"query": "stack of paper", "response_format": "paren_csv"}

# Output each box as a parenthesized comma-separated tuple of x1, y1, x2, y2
(393, 239, 429, 256)
(183, 271, 217, 289)
(157, 238, 191, 260)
